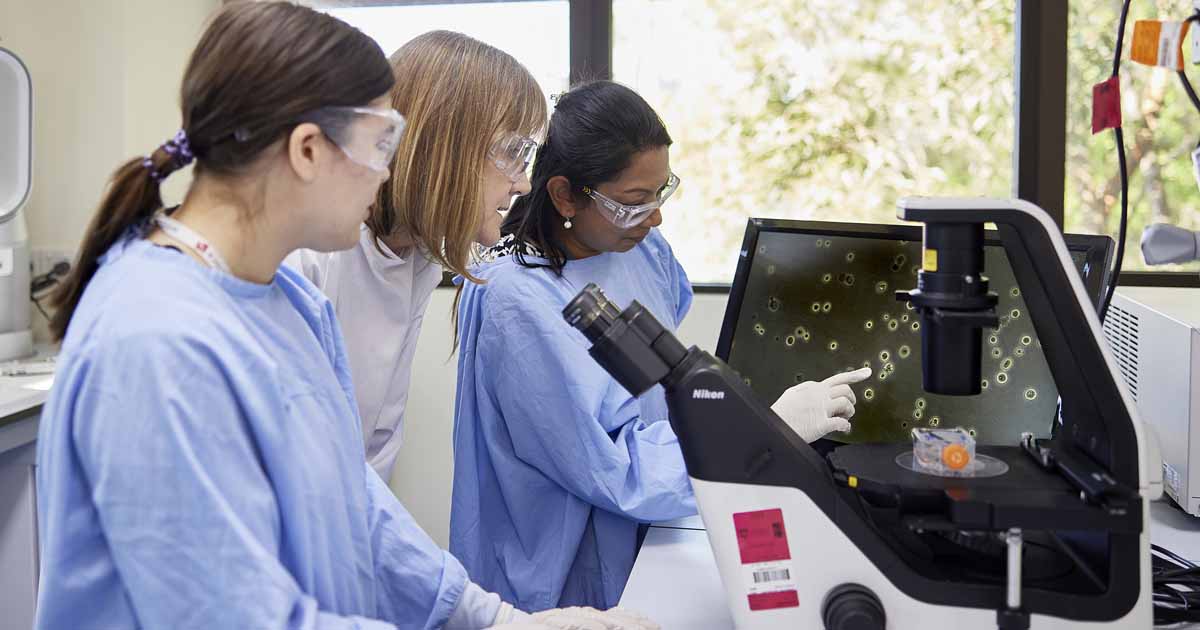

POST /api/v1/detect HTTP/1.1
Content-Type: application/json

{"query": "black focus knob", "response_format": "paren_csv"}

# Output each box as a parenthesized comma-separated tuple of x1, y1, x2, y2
(822, 583, 886, 630)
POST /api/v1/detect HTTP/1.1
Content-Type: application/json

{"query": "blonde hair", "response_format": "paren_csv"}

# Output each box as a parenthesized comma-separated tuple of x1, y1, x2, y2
(370, 30, 547, 282)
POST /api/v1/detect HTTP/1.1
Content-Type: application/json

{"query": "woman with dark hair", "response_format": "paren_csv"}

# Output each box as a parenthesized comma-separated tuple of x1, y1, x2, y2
(450, 81, 871, 611)
(35, 5, 647, 629)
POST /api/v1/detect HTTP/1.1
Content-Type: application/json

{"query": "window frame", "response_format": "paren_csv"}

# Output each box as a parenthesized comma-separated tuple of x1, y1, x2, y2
(1014, 0, 1067, 228)
(327, 0, 1197, 289)
(307, 0, 609, 107)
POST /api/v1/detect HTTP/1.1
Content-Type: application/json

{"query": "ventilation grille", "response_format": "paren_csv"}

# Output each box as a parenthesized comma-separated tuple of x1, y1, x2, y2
(1103, 304, 1140, 402)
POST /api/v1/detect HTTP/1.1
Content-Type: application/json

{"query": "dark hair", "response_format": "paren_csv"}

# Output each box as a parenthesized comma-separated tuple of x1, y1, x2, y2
(502, 80, 672, 275)
(49, 2, 393, 341)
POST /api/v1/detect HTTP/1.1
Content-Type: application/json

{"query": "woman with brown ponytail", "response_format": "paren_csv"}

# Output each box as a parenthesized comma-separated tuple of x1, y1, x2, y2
(32, 4, 655, 629)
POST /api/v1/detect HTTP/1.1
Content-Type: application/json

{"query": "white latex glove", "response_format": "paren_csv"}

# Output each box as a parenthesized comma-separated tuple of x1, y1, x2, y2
(771, 367, 873, 442)
(486, 607, 660, 630)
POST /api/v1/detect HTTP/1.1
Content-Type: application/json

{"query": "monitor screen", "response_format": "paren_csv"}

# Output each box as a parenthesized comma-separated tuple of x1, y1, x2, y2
(715, 220, 1113, 445)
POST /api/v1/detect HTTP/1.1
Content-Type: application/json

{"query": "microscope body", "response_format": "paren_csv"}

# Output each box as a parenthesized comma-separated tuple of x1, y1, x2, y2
(565, 198, 1154, 629)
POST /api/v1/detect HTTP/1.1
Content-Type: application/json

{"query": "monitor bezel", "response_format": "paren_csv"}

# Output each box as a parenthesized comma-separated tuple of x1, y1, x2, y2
(714, 218, 1115, 361)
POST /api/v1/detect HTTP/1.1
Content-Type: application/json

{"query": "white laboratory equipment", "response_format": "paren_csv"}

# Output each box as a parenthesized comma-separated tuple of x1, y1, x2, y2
(0, 48, 34, 361)
(1105, 287, 1200, 517)
(570, 199, 1155, 629)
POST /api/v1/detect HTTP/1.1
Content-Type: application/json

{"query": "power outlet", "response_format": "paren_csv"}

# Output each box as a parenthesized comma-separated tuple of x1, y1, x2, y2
(31, 248, 73, 279)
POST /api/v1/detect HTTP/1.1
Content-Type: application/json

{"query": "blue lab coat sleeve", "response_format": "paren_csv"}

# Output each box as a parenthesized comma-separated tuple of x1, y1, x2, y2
(67, 332, 396, 630)
(317, 289, 471, 630)
(364, 462, 471, 627)
(476, 285, 695, 523)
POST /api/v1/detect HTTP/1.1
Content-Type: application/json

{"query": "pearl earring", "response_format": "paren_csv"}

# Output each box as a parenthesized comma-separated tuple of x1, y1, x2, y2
(564, 218, 573, 229)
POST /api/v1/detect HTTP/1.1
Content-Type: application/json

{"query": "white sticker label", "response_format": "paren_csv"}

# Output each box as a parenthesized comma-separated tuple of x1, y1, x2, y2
(1164, 462, 1182, 499)
(0, 248, 15, 278)
(1193, 17, 1200, 65)
(742, 560, 797, 595)
(1159, 22, 1186, 66)
(1190, 146, 1200, 193)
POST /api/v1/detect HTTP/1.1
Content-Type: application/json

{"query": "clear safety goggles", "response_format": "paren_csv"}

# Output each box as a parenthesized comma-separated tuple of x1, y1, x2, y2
(488, 133, 539, 181)
(303, 106, 406, 173)
(582, 172, 680, 229)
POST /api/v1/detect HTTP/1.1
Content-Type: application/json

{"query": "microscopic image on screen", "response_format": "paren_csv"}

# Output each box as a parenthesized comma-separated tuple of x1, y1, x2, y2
(724, 230, 1081, 445)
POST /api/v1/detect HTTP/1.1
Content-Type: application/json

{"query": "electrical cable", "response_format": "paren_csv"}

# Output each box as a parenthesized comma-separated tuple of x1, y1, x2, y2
(29, 260, 70, 320)
(1099, 0, 1133, 323)
(1107, 9, 1200, 324)
(1180, 14, 1200, 117)
(1155, 543, 1198, 569)
(1152, 542, 1200, 625)
(32, 297, 49, 322)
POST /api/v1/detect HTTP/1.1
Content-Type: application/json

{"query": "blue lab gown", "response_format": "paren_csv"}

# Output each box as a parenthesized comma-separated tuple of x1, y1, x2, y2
(35, 235, 469, 629)
(450, 229, 698, 612)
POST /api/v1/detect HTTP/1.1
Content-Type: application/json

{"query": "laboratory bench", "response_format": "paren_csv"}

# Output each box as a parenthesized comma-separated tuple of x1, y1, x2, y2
(620, 504, 1200, 629)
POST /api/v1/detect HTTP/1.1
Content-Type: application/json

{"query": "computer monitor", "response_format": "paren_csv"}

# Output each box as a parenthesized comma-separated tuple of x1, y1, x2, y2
(715, 219, 1114, 444)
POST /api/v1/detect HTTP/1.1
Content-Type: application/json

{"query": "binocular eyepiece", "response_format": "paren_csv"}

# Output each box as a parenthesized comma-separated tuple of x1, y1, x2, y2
(563, 284, 689, 397)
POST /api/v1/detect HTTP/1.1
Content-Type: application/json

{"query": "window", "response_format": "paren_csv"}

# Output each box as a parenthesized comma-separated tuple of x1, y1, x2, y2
(320, 1, 569, 106)
(613, 0, 1017, 283)
(1065, 1, 1200, 273)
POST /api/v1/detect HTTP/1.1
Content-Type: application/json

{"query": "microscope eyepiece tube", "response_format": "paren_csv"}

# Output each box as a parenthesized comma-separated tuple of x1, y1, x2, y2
(563, 283, 622, 343)
(564, 284, 684, 397)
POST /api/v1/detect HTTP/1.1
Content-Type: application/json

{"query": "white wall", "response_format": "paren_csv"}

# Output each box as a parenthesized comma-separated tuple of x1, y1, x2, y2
(0, 0, 215, 253)
(394, 289, 730, 548)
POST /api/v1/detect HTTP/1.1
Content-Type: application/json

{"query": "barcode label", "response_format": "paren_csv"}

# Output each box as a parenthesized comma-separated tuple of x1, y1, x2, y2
(753, 568, 791, 584)
(743, 560, 797, 598)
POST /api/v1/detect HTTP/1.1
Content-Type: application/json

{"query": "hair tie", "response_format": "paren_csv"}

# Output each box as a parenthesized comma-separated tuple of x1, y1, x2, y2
(162, 130, 194, 163)
(143, 129, 196, 183)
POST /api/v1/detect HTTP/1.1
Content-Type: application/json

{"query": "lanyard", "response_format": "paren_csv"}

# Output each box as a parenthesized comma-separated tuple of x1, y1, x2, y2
(153, 212, 232, 275)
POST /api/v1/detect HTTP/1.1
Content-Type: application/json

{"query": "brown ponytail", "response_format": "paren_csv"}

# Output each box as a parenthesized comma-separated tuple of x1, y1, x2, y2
(48, 148, 173, 340)
(47, 2, 393, 341)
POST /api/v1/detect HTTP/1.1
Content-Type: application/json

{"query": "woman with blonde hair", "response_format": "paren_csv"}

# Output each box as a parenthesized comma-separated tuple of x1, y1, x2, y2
(289, 30, 546, 482)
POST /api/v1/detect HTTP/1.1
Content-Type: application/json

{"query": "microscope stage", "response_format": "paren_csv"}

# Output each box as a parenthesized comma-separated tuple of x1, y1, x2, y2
(828, 443, 1142, 533)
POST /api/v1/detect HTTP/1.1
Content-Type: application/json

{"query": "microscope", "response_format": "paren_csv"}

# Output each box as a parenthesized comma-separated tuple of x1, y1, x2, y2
(564, 198, 1155, 629)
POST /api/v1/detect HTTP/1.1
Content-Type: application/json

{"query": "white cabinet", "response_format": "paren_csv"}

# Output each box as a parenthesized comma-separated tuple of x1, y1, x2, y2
(0, 413, 39, 630)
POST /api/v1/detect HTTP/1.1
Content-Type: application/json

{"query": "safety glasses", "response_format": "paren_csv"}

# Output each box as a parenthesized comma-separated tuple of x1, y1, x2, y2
(488, 133, 539, 182)
(303, 106, 406, 173)
(582, 172, 680, 229)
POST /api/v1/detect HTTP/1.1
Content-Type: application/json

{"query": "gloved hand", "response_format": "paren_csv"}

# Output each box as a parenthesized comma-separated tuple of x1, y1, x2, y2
(486, 606, 660, 630)
(771, 367, 873, 442)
